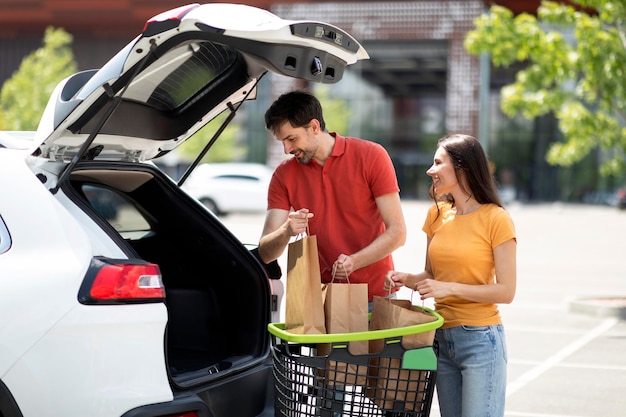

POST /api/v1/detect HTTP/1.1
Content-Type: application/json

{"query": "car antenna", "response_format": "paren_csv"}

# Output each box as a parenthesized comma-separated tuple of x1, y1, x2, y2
(177, 72, 266, 188)
(50, 39, 159, 195)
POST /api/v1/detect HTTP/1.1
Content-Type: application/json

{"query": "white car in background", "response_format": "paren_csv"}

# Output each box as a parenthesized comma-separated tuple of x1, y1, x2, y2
(0, 3, 367, 417)
(182, 162, 273, 215)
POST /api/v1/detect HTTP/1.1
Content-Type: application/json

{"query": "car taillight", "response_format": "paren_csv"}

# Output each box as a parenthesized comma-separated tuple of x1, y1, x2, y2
(79, 258, 165, 305)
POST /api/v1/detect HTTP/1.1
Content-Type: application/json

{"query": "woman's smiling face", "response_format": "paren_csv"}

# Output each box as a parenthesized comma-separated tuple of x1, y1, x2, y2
(427, 146, 458, 195)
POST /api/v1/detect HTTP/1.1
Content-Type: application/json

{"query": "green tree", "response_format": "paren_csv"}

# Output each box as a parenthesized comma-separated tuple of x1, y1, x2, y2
(0, 27, 78, 130)
(176, 109, 246, 164)
(465, 0, 626, 176)
(314, 84, 351, 135)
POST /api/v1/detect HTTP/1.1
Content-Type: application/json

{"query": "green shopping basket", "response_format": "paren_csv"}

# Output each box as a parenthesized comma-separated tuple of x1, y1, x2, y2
(268, 306, 444, 417)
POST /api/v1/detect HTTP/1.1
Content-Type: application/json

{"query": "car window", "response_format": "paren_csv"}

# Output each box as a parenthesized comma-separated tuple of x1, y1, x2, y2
(0, 215, 10, 254)
(146, 41, 238, 111)
(70, 41, 245, 143)
(82, 185, 151, 237)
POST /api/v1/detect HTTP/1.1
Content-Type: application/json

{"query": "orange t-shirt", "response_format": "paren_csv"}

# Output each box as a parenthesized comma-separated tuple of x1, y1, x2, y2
(422, 202, 516, 328)
(268, 133, 400, 301)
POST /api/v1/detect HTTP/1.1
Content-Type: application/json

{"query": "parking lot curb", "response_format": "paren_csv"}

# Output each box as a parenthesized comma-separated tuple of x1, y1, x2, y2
(569, 296, 626, 320)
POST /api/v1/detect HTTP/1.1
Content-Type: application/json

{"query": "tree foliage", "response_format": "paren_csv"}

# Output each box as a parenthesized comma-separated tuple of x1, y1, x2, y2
(176, 109, 245, 164)
(0, 27, 78, 131)
(314, 84, 351, 135)
(465, 0, 626, 176)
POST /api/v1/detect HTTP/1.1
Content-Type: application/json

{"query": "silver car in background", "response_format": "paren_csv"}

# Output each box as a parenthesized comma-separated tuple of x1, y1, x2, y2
(182, 162, 273, 215)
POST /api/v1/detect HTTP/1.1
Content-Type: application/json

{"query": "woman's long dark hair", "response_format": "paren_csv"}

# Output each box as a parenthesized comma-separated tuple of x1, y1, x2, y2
(429, 133, 502, 207)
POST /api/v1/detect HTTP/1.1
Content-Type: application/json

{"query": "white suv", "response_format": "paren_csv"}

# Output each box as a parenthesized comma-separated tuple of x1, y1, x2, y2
(0, 4, 367, 417)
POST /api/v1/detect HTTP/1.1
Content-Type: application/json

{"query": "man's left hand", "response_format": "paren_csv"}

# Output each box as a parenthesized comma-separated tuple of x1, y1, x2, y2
(332, 254, 353, 280)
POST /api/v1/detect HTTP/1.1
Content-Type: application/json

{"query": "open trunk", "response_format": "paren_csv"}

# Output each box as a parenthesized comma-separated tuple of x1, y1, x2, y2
(65, 161, 274, 389)
(17, 4, 369, 416)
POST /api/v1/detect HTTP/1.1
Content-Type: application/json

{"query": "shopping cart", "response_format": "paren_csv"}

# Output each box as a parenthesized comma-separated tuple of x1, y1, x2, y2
(268, 306, 444, 417)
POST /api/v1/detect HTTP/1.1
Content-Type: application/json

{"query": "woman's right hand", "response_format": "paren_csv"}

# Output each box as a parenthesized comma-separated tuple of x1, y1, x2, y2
(384, 270, 408, 291)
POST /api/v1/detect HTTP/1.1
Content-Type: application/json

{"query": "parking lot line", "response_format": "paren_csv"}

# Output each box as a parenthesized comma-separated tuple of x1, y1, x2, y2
(505, 412, 588, 417)
(506, 317, 618, 397)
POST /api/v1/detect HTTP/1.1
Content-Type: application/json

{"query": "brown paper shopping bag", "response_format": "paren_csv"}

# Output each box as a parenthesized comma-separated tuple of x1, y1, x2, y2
(284, 234, 326, 334)
(367, 296, 437, 411)
(369, 297, 436, 352)
(317, 275, 369, 385)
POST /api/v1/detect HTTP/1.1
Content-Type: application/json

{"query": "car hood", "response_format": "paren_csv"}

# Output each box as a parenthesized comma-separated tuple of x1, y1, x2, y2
(32, 3, 368, 164)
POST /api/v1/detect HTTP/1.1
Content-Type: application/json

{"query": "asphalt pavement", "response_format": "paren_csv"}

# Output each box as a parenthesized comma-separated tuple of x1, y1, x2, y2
(222, 200, 626, 417)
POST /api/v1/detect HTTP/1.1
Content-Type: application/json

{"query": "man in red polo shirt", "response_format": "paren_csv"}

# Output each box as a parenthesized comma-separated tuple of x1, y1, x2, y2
(258, 90, 406, 302)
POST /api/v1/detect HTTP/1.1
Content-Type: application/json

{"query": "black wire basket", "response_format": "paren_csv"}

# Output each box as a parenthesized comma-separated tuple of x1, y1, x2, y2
(268, 307, 443, 417)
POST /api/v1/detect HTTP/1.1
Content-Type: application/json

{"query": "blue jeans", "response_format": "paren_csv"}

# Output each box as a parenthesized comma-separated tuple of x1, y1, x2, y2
(435, 324, 507, 417)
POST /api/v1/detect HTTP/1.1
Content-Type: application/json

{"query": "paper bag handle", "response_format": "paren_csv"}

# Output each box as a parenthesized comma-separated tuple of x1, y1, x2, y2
(410, 288, 425, 309)
(384, 287, 425, 309)
(294, 224, 310, 241)
(331, 262, 350, 283)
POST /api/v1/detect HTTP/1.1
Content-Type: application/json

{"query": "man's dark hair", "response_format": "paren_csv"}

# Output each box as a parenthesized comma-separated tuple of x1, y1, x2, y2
(264, 90, 326, 132)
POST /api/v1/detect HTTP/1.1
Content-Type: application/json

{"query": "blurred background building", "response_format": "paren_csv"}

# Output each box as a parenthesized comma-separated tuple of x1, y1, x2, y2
(0, 0, 605, 202)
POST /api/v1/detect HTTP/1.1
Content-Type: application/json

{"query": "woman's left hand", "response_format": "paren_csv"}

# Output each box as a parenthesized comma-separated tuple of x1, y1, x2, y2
(384, 270, 408, 291)
(415, 279, 452, 300)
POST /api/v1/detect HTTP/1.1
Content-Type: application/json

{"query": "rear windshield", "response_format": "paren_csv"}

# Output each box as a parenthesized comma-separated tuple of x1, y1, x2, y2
(71, 40, 246, 140)
(147, 42, 238, 111)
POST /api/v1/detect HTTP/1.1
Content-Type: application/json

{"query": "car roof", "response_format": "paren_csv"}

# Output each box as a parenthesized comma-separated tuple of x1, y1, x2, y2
(33, 3, 368, 167)
(0, 131, 36, 150)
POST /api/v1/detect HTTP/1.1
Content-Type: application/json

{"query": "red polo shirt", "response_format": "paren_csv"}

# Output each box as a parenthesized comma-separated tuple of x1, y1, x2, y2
(268, 133, 400, 300)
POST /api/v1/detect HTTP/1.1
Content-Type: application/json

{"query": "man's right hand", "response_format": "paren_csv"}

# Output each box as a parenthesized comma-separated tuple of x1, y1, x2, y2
(286, 208, 314, 236)
(258, 208, 314, 264)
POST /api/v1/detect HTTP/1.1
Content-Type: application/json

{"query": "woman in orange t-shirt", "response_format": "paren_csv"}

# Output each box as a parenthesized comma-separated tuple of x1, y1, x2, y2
(385, 133, 517, 417)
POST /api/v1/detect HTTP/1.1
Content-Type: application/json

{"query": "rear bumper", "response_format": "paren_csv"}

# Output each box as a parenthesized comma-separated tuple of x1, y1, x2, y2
(121, 394, 211, 417)
(122, 360, 275, 417)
